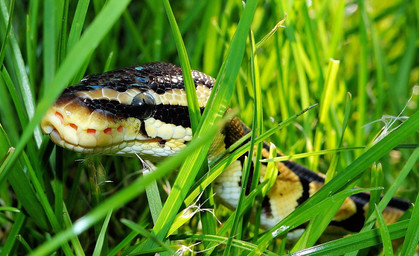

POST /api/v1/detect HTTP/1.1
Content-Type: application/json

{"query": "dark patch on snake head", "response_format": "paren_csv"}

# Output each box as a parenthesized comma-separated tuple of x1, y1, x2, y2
(132, 122, 145, 138)
(139, 120, 150, 138)
(54, 86, 89, 105)
(159, 140, 166, 147)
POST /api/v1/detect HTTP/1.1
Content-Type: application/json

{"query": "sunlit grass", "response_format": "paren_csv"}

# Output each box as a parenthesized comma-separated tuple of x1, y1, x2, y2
(0, 0, 418, 255)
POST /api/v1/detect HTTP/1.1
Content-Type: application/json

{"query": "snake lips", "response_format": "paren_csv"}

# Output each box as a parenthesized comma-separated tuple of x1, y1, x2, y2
(41, 62, 410, 233)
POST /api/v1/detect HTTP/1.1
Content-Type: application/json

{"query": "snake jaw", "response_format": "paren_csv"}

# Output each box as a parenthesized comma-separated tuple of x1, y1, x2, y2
(41, 99, 192, 157)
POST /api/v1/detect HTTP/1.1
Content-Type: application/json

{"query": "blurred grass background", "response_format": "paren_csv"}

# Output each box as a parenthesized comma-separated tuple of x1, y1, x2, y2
(0, 0, 418, 255)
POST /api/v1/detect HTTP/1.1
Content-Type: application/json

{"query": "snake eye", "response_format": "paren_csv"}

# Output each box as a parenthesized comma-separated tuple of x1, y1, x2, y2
(131, 92, 155, 119)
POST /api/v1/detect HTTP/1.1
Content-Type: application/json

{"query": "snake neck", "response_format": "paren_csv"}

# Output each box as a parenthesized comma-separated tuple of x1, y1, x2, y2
(207, 116, 249, 161)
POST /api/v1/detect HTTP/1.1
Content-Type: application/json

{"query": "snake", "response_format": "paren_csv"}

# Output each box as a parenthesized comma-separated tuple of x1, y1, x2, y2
(40, 62, 410, 234)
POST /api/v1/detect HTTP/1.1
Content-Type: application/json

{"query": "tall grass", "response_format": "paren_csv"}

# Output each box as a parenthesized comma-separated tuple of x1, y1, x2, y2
(0, 0, 418, 255)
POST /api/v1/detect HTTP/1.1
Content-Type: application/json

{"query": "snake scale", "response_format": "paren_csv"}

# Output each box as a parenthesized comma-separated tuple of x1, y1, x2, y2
(41, 62, 410, 235)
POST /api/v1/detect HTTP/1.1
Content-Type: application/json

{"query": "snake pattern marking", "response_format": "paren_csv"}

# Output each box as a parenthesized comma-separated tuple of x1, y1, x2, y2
(41, 62, 410, 233)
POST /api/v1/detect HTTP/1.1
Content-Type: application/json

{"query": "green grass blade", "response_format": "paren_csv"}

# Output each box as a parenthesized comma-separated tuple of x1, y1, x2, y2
(62, 204, 85, 256)
(0, 0, 13, 67)
(42, 0, 57, 90)
(400, 188, 419, 255)
(354, 1, 368, 154)
(312, 59, 340, 168)
(162, 0, 200, 131)
(122, 219, 176, 254)
(374, 204, 393, 256)
(92, 210, 112, 256)
(0, 211, 25, 256)
(143, 165, 164, 223)
(67, 0, 90, 52)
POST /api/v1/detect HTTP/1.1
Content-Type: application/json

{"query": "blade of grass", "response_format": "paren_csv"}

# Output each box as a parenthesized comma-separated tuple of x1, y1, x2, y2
(122, 219, 176, 255)
(326, 92, 352, 181)
(92, 210, 112, 256)
(67, 0, 90, 52)
(162, 0, 200, 132)
(0, 211, 25, 256)
(366, 163, 383, 219)
(43, 0, 57, 90)
(374, 204, 393, 256)
(62, 204, 85, 256)
(312, 59, 340, 168)
(143, 164, 163, 224)
(354, 1, 368, 155)
(26, 0, 40, 89)
(0, 0, 13, 67)
(393, 29, 416, 109)
(400, 190, 419, 255)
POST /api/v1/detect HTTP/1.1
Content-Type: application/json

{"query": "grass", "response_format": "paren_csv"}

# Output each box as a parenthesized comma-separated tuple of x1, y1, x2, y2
(0, 0, 418, 255)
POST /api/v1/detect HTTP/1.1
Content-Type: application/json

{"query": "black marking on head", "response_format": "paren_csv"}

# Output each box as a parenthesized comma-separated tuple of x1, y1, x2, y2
(80, 98, 204, 128)
(159, 140, 166, 147)
(139, 120, 149, 138)
(73, 62, 215, 95)
(132, 122, 142, 136)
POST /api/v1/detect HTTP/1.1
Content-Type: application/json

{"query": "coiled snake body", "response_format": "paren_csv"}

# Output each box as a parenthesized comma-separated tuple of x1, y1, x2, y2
(41, 62, 409, 233)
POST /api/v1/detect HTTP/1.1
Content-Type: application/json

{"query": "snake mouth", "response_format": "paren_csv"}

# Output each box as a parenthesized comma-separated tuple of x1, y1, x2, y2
(46, 127, 164, 156)
(41, 108, 146, 154)
(41, 106, 191, 157)
(41, 110, 129, 154)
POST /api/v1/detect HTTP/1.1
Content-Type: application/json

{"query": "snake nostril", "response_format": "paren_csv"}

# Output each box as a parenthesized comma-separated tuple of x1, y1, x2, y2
(87, 129, 96, 134)
(70, 123, 78, 130)
(104, 128, 112, 135)
(55, 111, 64, 122)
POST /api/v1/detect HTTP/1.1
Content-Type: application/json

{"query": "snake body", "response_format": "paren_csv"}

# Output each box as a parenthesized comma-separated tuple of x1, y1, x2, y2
(41, 62, 410, 232)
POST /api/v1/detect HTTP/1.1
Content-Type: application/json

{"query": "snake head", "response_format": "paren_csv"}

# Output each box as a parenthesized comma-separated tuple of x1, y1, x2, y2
(40, 63, 213, 159)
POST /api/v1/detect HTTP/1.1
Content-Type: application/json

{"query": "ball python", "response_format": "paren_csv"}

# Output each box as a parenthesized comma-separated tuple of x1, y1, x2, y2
(40, 62, 410, 234)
